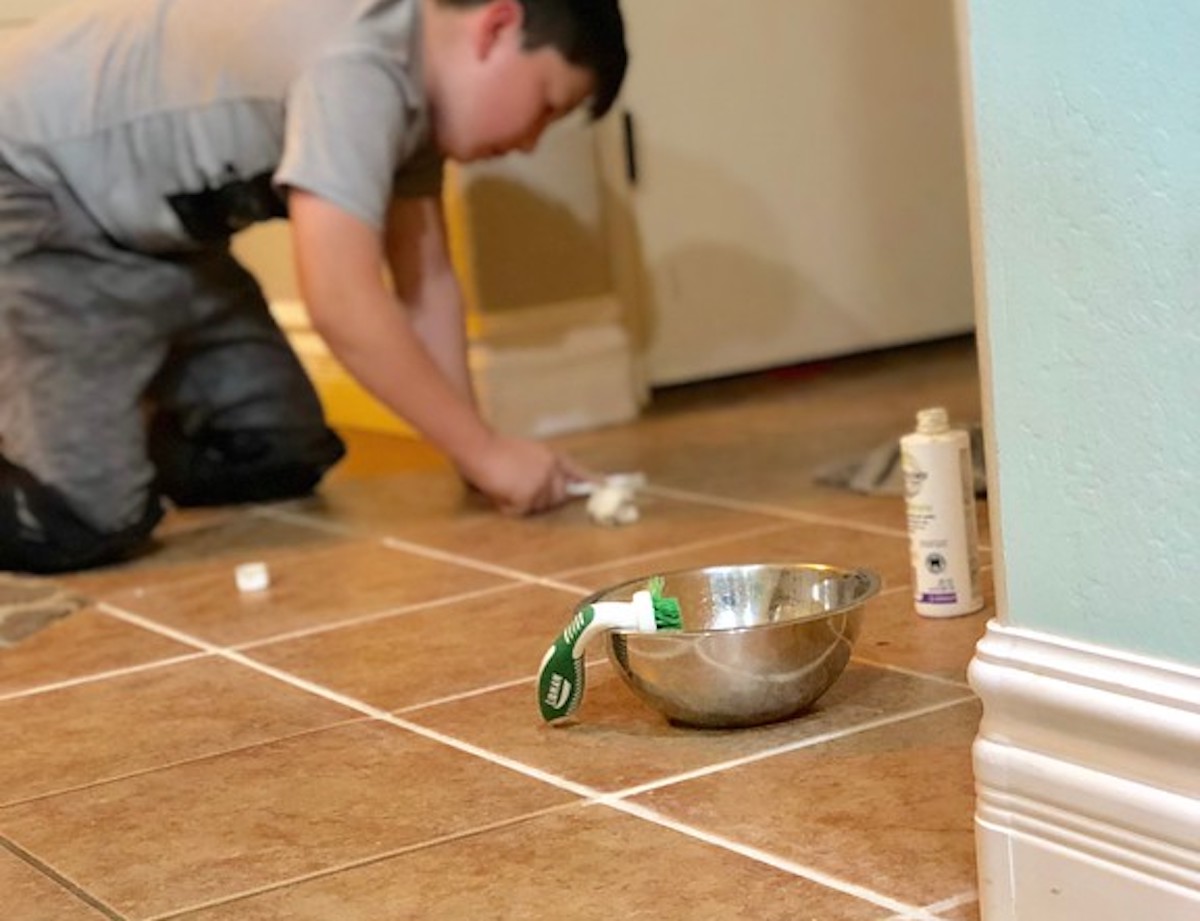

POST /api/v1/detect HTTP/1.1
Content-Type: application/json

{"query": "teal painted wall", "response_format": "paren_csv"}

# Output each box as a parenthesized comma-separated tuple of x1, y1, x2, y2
(963, 1, 1200, 664)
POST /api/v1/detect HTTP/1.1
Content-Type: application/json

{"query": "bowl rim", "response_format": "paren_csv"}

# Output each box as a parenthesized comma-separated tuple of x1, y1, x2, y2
(578, 561, 883, 638)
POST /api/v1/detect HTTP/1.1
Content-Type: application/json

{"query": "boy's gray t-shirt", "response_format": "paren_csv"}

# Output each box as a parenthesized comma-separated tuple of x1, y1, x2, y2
(0, 0, 442, 251)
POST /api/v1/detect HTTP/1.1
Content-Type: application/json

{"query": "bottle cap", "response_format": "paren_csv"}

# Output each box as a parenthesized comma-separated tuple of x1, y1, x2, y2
(916, 407, 950, 435)
(235, 562, 271, 593)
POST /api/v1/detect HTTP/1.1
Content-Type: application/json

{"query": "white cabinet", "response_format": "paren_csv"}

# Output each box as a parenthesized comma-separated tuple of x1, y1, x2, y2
(599, 0, 976, 385)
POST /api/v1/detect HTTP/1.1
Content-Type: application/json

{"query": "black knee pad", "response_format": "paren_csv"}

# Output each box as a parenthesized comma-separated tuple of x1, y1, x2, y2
(0, 457, 163, 574)
(149, 416, 346, 507)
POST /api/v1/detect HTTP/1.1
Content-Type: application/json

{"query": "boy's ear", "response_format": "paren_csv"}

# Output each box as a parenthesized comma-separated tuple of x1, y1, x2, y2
(474, 0, 524, 60)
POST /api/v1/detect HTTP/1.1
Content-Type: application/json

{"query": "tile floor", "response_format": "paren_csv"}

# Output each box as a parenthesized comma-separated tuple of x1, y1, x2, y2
(1, 337, 993, 920)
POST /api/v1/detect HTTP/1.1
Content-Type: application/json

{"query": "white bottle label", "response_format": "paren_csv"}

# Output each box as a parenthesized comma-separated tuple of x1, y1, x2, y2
(901, 435, 982, 618)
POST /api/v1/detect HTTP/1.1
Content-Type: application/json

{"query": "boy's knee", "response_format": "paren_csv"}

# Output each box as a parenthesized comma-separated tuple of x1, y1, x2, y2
(149, 416, 346, 507)
(0, 457, 162, 574)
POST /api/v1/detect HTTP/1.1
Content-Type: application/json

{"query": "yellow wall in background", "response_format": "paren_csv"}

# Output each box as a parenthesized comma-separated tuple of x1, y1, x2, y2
(233, 224, 417, 436)
(233, 168, 482, 439)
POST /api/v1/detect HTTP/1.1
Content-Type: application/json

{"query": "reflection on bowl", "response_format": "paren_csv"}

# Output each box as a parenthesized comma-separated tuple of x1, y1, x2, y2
(586, 563, 881, 728)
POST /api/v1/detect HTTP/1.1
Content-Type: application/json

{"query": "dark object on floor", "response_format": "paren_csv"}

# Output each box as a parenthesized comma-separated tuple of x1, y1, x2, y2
(0, 574, 85, 648)
(815, 423, 987, 497)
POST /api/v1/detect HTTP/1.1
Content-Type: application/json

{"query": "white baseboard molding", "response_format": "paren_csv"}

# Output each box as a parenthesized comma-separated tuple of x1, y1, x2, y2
(969, 622, 1200, 919)
(469, 294, 645, 438)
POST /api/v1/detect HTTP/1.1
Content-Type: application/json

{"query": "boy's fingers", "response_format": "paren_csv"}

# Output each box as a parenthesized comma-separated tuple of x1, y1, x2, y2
(558, 456, 602, 497)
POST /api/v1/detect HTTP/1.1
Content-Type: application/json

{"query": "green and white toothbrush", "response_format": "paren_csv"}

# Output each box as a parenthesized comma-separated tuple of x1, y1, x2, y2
(538, 577, 682, 723)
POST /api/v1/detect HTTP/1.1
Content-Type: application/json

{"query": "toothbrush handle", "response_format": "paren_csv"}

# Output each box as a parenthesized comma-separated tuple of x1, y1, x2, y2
(537, 635, 586, 723)
(536, 602, 643, 723)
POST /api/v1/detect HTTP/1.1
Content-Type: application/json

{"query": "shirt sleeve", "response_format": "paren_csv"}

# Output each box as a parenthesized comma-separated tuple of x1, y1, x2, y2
(276, 50, 424, 229)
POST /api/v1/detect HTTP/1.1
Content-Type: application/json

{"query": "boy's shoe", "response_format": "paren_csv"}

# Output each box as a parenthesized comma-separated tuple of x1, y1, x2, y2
(0, 457, 161, 574)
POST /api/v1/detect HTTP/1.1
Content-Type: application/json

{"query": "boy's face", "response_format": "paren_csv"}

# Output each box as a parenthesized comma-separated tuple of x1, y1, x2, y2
(432, 0, 595, 162)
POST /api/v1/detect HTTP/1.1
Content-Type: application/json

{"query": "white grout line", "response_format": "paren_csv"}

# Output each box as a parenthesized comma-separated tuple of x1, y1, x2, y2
(390, 673, 540, 715)
(0, 652, 208, 702)
(98, 602, 599, 799)
(390, 656, 610, 716)
(595, 798, 944, 921)
(0, 718, 369, 811)
(643, 483, 994, 554)
(0, 836, 127, 921)
(143, 802, 582, 921)
(381, 536, 593, 594)
(548, 520, 798, 582)
(883, 888, 980, 920)
(254, 504, 593, 593)
(231, 581, 529, 651)
(254, 504, 576, 585)
(95, 602, 259, 657)
(643, 484, 912, 539)
(4, 610, 602, 710)
(924, 889, 981, 915)
(606, 696, 977, 801)
(248, 504, 361, 537)
(848, 656, 974, 691)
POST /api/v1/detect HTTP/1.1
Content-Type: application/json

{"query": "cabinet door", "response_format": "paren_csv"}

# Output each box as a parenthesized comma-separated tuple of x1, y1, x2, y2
(603, 0, 975, 385)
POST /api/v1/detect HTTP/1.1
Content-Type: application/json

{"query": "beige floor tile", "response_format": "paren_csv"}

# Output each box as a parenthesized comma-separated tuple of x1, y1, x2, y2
(405, 659, 971, 793)
(853, 575, 996, 682)
(60, 511, 350, 599)
(103, 540, 510, 647)
(634, 702, 982, 909)
(0, 339, 989, 919)
(287, 485, 785, 577)
(172, 804, 893, 921)
(0, 607, 193, 697)
(0, 846, 112, 921)
(0, 721, 577, 920)
(247, 583, 584, 712)
(559, 520, 913, 595)
(0, 657, 353, 804)
(556, 339, 983, 510)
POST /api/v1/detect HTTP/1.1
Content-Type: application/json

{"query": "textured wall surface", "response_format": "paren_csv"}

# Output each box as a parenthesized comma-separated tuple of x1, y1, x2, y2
(964, 1, 1200, 664)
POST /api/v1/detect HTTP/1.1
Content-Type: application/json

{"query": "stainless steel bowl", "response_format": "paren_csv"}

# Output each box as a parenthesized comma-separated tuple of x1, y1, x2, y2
(587, 563, 881, 728)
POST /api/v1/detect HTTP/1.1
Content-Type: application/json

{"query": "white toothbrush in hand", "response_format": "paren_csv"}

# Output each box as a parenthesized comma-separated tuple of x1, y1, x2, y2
(565, 472, 646, 526)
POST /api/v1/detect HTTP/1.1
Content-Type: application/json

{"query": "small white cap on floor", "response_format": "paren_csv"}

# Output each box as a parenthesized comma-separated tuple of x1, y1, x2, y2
(235, 562, 271, 594)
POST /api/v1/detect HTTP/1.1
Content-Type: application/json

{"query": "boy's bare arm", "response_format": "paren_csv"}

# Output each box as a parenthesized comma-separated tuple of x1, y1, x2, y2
(383, 196, 475, 407)
(288, 189, 584, 514)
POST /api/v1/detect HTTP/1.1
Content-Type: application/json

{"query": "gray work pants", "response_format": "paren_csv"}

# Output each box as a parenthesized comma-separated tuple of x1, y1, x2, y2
(0, 158, 335, 536)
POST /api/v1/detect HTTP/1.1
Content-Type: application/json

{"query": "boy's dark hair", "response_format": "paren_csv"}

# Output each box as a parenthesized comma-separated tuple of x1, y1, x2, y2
(439, 0, 628, 119)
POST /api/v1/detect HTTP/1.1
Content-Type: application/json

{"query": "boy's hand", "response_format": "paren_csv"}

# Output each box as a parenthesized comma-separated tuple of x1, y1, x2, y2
(462, 435, 592, 516)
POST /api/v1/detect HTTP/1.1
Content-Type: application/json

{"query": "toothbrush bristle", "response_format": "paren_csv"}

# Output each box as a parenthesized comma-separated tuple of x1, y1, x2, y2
(647, 576, 683, 630)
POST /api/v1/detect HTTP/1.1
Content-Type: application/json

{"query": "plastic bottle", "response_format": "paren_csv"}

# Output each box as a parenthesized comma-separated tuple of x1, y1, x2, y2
(900, 407, 983, 618)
